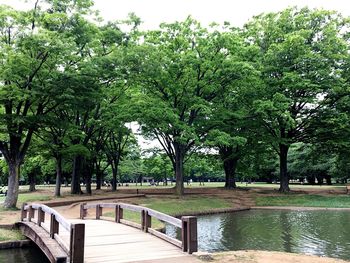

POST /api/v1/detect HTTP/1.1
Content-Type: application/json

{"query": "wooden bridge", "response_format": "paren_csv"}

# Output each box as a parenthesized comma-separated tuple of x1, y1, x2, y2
(17, 202, 198, 263)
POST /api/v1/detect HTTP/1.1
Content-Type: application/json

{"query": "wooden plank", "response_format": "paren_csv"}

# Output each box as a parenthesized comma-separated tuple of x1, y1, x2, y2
(70, 223, 85, 263)
(148, 228, 182, 248)
(147, 209, 182, 228)
(119, 203, 144, 213)
(119, 219, 142, 229)
(54, 233, 70, 254)
(17, 222, 68, 263)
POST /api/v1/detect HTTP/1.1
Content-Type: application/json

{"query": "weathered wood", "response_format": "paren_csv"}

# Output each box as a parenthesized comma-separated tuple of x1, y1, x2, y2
(17, 221, 68, 263)
(116, 205, 123, 223)
(148, 228, 182, 248)
(99, 203, 118, 208)
(80, 203, 87, 219)
(21, 203, 27, 221)
(50, 214, 59, 239)
(181, 216, 198, 254)
(119, 219, 142, 229)
(28, 205, 35, 222)
(38, 207, 45, 226)
(119, 203, 144, 213)
(72, 219, 188, 263)
(95, 205, 102, 220)
(144, 211, 151, 233)
(70, 223, 85, 263)
(147, 208, 182, 228)
(54, 233, 70, 255)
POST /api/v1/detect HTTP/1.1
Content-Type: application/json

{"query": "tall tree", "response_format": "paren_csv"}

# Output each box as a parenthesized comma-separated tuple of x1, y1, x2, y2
(134, 18, 251, 195)
(0, 0, 94, 208)
(244, 7, 349, 192)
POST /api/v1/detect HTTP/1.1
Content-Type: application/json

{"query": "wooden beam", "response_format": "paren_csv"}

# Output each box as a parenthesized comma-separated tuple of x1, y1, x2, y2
(21, 203, 27, 221)
(79, 203, 87, 219)
(70, 223, 85, 263)
(96, 205, 102, 220)
(50, 214, 59, 239)
(38, 207, 45, 226)
(181, 216, 198, 254)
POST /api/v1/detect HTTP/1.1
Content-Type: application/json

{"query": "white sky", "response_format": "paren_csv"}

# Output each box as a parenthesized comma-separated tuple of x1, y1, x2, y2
(1, 0, 350, 29)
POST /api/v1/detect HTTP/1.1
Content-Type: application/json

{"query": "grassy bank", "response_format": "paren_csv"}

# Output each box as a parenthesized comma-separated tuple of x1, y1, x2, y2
(0, 229, 24, 242)
(255, 194, 350, 208)
(104, 196, 233, 229)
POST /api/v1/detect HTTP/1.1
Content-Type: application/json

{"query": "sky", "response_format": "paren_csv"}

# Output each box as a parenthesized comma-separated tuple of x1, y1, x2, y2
(1, 0, 350, 29)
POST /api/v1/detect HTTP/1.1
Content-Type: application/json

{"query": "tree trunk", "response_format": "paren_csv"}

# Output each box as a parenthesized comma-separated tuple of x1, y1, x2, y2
(71, 156, 82, 194)
(111, 162, 118, 191)
(279, 143, 290, 192)
(219, 146, 239, 189)
(4, 162, 20, 208)
(325, 174, 332, 185)
(174, 143, 185, 196)
(28, 172, 36, 192)
(223, 157, 238, 189)
(111, 156, 120, 192)
(55, 155, 62, 197)
(95, 161, 102, 190)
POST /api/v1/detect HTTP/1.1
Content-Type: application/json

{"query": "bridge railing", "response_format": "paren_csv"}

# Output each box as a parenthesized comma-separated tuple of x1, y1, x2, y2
(80, 202, 198, 254)
(21, 203, 85, 263)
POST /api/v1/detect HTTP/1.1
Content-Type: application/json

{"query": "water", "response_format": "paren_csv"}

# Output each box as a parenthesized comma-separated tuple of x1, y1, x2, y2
(0, 245, 49, 263)
(166, 209, 350, 260)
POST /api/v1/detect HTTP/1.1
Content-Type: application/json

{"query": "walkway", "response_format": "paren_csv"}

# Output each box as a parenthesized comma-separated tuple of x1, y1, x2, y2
(58, 219, 189, 263)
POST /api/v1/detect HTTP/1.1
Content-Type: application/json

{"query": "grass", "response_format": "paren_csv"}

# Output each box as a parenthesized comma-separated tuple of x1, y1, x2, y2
(0, 229, 24, 242)
(17, 193, 51, 204)
(104, 196, 233, 229)
(255, 194, 350, 208)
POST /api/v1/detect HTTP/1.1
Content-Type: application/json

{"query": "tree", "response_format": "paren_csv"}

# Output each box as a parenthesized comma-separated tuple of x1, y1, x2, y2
(0, 0, 94, 208)
(134, 18, 252, 195)
(244, 7, 349, 192)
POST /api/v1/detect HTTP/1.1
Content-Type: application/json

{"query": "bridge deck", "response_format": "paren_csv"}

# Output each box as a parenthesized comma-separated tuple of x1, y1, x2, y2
(56, 219, 188, 263)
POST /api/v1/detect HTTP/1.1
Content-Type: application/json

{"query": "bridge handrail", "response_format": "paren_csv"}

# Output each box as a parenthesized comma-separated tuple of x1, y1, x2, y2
(80, 202, 197, 254)
(21, 203, 85, 263)
(25, 203, 72, 231)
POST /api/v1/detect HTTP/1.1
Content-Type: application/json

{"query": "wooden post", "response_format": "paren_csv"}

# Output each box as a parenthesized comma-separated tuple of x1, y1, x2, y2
(28, 205, 35, 222)
(116, 205, 123, 223)
(181, 216, 198, 254)
(144, 211, 151, 233)
(141, 210, 145, 230)
(21, 203, 27, 221)
(79, 203, 87, 219)
(96, 204, 102, 220)
(50, 214, 59, 238)
(37, 207, 45, 226)
(70, 223, 85, 263)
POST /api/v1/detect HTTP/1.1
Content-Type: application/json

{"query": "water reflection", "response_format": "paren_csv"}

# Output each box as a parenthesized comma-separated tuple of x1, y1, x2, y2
(166, 209, 350, 260)
(0, 245, 49, 263)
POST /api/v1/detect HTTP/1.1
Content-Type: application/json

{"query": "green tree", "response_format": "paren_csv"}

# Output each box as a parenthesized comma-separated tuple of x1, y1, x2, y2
(0, 0, 94, 208)
(244, 7, 349, 192)
(134, 18, 252, 195)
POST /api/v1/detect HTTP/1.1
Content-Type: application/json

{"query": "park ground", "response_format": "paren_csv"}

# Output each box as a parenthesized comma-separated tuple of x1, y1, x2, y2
(0, 182, 350, 263)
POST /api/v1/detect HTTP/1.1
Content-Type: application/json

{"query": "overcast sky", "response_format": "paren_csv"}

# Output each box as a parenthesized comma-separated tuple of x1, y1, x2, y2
(1, 0, 350, 29)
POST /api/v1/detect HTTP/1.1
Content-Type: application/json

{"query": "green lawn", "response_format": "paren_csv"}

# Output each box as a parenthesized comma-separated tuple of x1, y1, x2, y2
(104, 196, 233, 229)
(0, 229, 24, 242)
(255, 194, 350, 208)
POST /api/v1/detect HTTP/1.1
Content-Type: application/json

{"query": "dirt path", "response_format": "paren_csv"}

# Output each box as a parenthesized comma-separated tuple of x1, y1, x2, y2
(210, 250, 349, 263)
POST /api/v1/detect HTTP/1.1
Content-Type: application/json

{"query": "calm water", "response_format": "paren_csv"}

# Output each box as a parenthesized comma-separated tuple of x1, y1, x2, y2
(166, 209, 350, 260)
(0, 245, 49, 263)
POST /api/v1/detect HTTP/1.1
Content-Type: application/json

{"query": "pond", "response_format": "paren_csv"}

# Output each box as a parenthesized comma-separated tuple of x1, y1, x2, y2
(0, 244, 49, 263)
(166, 209, 350, 260)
